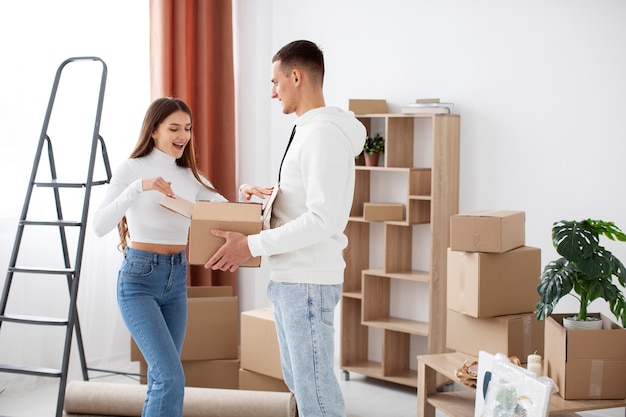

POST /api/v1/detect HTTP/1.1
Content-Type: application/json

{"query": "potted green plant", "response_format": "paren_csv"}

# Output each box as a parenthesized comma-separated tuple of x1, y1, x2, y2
(535, 218, 626, 330)
(363, 132, 384, 166)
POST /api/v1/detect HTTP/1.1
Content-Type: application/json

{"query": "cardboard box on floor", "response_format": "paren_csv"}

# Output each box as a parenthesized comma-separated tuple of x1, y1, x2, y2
(238, 369, 290, 392)
(446, 309, 544, 361)
(160, 197, 262, 267)
(450, 210, 525, 253)
(544, 313, 626, 400)
(240, 308, 284, 380)
(447, 246, 541, 318)
(363, 202, 404, 222)
(131, 286, 238, 362)
(139, 358, 240, 389)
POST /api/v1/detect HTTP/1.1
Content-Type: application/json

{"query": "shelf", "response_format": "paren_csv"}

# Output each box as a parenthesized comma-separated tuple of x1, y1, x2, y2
(341, 361, 418, 388)
(348, 217, 429, 226)
(341, 112, 460, 387)
(362, 268, 430, 283)
(428, 391, 476, 417)
(362, 317, 429, 336)
(342, 291, 362, 299)
(355, 112, 447, 118)
(417, 352, 626, 417)
(355, 166, 413, 172)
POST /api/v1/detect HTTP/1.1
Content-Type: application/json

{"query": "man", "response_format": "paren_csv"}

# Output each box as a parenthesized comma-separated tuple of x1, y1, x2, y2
(206, 40, 365, 417)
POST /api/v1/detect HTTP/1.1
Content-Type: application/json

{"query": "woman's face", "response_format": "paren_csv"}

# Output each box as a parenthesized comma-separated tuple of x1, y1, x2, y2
(151, 110, 191, 159)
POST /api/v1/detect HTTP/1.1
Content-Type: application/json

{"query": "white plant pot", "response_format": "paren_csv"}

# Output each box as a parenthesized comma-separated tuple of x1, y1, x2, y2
(562, 315, 603, 330)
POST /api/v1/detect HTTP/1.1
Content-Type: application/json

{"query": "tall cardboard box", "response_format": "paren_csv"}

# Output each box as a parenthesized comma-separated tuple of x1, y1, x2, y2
(450, 210, 525, 253)
(447, 246, 541, 318)
(544, 313, 626, 399)
(240, 308, 284, 380)
(446, 309, 544, 360)
(183, 358, 240, 389)
(138, 358, 240, 389)
(238, 369, 290, 392)
(131, 286, 238, 361)
(160, 197, 262, 267)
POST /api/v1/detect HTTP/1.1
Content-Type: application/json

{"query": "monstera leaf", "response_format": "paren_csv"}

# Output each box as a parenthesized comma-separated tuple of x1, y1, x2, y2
(536, 219, 626, 326)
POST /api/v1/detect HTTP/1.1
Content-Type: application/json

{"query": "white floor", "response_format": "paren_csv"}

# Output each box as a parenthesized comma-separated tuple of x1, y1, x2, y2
(0, 359, 623, 417)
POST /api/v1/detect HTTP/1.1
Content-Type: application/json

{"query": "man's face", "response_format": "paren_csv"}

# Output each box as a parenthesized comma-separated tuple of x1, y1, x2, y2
(271, 61, 296, 115)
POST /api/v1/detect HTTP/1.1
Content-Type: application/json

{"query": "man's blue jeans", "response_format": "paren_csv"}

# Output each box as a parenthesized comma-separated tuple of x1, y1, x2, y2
(268, 281, 344, 417)
(117, 248, 188, 417)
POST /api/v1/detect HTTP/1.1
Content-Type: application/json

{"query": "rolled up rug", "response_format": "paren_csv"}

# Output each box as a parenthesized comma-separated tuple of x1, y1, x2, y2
(63, 380, 297, 417)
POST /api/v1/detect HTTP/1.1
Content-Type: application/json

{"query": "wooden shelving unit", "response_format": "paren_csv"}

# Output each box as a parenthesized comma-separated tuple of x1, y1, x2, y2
(417, 352, 626, 417)
(340, 113, 460, 388)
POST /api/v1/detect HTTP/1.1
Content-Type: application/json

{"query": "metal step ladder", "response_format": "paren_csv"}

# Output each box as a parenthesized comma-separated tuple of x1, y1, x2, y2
(0, 56, 111, 417)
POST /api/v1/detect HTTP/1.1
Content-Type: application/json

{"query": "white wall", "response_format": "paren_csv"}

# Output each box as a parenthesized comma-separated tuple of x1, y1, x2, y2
(1, 0, 626, 384)
(234, 0, 626, 321)
(0, 0, 150, 382)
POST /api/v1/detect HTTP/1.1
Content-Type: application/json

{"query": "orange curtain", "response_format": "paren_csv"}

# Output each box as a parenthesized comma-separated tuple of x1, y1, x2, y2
(150, 0, 237, 291)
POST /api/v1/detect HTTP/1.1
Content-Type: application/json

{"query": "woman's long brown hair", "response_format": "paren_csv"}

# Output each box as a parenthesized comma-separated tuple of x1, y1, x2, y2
(117, 97, 218, 250)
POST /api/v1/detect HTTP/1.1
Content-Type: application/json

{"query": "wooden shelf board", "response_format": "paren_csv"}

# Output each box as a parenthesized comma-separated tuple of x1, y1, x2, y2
(418, 352, 626, 416)
(387, 219, 430, 226)
(356, 113, 444, 118)
(427, 386, 623, 417)
(342, 291, 362, 300)
(362, 317, 429, 335)
(363, 268, 430, 283)
(348, 216, 368, 223)
(355, 166, 431, 172)
(356, 166, 411, 172)
(408, 195, 432, 201)
(348, 217, 430, 226)
(428, 390, 476, 417)
(341, 362, 418, 388)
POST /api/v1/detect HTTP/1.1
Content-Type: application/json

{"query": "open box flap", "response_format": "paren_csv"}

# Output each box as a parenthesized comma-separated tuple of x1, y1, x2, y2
(160, 195, 194, 219)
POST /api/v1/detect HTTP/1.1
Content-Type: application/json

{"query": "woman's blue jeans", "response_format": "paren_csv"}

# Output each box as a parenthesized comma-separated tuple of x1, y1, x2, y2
(117, 248, 188, 417)
(267, 281, 344, 417)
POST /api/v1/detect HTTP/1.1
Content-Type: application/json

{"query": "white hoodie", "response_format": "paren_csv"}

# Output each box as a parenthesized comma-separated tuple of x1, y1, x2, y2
(247, 106, 366, 285)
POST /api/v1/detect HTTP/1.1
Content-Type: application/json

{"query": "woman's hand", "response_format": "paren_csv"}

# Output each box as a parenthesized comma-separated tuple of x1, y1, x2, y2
(239, 183, 273, 201)
(142, 177, 175, 197)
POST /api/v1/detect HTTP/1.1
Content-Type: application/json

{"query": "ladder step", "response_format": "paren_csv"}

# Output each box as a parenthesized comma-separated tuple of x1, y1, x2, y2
(0, 363, 62, 378)
(0, 313, 68, 326)
(35, 180, 86, 188)
(9, 266, 74, 275)
(34, 180, 108, 188)
(20, 220, 82, 227)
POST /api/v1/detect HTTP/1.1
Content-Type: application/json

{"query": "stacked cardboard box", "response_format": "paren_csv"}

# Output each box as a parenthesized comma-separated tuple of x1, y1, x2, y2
(446, 210, 544, 362)
(130, 286, 240, 389)
(446, 210, 626, 400)
(544, 313, 626, 399)
(239, 308, 290, 392)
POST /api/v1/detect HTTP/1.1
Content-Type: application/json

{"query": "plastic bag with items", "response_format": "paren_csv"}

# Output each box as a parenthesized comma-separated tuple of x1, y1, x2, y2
(481, 353, 558, 417)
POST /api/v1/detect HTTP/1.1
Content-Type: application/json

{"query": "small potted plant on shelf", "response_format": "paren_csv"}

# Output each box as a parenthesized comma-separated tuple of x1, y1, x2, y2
(535, 218, 626, 330)
(363, 133, 384, 166)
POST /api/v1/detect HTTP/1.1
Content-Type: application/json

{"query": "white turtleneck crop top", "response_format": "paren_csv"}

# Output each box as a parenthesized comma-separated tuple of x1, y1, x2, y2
(92, 149, 227, 245)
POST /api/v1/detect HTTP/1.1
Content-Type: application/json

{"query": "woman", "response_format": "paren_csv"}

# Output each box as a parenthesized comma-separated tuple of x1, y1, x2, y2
(92, 97, 227, 417)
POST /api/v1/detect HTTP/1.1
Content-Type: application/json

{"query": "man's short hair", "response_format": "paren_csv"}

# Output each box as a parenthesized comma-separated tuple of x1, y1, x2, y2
(272, 40, 325, 82)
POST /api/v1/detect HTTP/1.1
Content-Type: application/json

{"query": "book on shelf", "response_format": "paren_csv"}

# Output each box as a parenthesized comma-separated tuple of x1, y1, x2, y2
(401, 106, 451, 114)
(414, 98, 441, 103)
(401, 101, 454, 114)
(406, 102, 454, 108)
